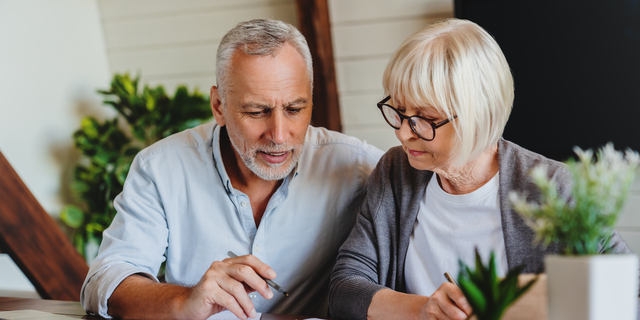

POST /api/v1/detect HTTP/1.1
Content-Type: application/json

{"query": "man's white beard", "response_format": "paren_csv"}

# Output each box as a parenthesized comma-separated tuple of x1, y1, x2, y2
(228, 132, 303, 181)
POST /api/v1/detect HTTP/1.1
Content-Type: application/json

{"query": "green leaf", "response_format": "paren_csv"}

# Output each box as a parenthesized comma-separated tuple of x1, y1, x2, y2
(73, 231, 86, 258)
(459, 276, 487, 314)
(80, 117, 100, 139)
(61, 205, 85, 228)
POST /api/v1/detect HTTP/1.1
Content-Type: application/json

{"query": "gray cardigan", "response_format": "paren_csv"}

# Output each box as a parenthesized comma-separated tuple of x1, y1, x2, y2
(329, 139, 632, 320)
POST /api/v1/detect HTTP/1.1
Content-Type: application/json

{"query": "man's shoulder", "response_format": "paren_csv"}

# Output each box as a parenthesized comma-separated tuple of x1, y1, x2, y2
(137, 122, 215, 162)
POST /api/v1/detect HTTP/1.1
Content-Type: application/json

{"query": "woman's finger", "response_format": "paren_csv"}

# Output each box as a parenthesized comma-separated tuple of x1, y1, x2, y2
(443, 283, 472, 316)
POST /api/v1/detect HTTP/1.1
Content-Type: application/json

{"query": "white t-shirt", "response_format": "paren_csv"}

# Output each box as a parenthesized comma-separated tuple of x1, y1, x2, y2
(404, 172, 508, 296)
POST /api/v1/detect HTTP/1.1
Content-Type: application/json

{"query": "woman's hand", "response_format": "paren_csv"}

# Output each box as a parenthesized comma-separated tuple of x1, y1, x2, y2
(367, 285, 472, 320)
(419, 282, 472, 320)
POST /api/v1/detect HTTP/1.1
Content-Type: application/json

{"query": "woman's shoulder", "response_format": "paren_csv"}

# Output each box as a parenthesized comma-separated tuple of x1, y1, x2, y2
(370, 145, 432, 189)
(380, 145, 407, 165)
(498, 139, 572, 189)
(376, 146, 415, 177)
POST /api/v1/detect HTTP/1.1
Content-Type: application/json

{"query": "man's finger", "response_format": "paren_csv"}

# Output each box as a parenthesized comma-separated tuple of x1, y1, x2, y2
(229, 254, 277, 279)
(209, 282, 252, 320)
(226, 263, 273, 299)
(216, 276, 258, 319)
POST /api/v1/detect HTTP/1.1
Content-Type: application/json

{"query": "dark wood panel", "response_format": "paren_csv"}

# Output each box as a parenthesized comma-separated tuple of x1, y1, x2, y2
(295, 0, 342, 132)
(0, 150, 88, 301)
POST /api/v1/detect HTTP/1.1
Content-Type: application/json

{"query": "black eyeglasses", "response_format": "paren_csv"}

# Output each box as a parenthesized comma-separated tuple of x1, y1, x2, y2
(377, 96, 457, 141)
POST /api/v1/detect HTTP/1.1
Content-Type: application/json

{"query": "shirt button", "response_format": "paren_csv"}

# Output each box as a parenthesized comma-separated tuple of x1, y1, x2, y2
(254, 245, 261, 253)
(241, 201, 248, 207)
(249, 292, 258, 299)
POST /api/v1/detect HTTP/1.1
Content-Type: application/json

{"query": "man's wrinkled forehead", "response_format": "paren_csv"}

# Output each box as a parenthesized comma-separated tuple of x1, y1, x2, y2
(223, 46, 311, 102)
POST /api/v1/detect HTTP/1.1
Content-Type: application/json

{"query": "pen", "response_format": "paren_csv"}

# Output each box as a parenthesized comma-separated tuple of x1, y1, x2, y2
(444, 272, 459, 287)
(227, 251, 289, 296)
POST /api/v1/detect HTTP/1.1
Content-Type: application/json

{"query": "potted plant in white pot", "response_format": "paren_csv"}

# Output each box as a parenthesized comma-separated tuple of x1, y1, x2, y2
(510, 143, 640, 320)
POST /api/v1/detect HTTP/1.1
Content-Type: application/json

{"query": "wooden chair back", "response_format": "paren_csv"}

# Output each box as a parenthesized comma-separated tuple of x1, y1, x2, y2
(0, 150, 88, 301)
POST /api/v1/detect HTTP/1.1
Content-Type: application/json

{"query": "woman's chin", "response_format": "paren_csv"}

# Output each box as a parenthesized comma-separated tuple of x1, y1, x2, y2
(406, 156, 433, 171)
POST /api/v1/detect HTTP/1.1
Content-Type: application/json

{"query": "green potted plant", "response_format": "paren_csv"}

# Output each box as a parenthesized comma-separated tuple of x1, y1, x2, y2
(457, 249, 536, 320)
(60, 73, 212, 262)
(510, 143, 639, 320)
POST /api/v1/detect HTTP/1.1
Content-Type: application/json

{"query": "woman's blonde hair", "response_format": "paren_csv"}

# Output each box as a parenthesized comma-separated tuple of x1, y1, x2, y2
(383, 18, 514, 166)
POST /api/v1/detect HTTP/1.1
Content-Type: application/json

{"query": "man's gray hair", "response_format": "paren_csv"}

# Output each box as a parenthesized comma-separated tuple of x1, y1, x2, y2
(216, 19, 313, 101)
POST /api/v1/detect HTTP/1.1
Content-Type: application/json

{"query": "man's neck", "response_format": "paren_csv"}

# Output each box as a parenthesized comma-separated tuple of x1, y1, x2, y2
(219, 128, 282, 227)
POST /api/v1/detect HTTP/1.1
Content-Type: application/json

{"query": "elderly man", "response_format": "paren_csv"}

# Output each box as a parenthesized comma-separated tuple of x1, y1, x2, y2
(80, 19, 383, 320)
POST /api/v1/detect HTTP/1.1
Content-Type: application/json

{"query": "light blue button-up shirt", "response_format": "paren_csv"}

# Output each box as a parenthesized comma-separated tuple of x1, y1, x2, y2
(81, 122, 383, 318)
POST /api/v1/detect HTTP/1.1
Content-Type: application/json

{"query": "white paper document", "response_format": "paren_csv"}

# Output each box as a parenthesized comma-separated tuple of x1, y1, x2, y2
(207, 310, 262, 320)
(0, 310, 77, 320)
(205, 310, 326, 320)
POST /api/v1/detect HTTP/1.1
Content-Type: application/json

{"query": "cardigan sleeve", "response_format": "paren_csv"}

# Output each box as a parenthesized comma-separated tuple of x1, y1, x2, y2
(328, 155, 391, 320)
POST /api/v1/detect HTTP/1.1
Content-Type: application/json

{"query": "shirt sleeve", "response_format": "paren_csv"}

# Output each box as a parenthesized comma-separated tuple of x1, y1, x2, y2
(361, 141, 385, 176)
(81, 152, 168, 318)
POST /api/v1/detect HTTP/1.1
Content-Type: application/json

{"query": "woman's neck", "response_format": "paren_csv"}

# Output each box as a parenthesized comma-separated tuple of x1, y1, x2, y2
(434, 145, 499, 195)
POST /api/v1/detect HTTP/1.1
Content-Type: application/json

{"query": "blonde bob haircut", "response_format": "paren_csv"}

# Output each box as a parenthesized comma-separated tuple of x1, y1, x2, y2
(383, 18, 514, 166)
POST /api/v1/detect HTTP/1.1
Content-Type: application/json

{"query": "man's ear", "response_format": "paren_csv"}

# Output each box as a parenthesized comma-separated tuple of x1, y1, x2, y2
(210, 86, 226, 127)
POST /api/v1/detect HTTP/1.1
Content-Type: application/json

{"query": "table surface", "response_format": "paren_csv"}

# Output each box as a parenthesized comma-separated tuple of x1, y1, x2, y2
(0, 297, 331, 320)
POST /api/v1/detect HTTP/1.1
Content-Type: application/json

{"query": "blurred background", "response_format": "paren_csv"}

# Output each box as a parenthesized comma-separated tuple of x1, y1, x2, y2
(1, 0, 639, 298)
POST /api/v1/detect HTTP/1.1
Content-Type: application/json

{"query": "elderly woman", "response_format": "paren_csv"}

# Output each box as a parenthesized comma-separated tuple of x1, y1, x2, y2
(328, 19, 632, 320)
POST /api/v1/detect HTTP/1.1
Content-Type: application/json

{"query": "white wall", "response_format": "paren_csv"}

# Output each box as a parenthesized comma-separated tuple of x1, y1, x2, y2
(0, 0, 111, 294)
(97, 0, 298, 95)
(616, 179, 640, 254)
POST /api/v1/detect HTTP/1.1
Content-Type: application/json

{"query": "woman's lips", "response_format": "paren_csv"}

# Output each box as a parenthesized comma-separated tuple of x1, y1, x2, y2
(407, 148, 426, 157)
(260, 150, 290, 163)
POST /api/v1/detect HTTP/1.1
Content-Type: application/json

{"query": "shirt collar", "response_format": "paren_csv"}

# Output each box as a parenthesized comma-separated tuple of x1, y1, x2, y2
(211, 124, 234, 194)
(211, 124, 299, 195)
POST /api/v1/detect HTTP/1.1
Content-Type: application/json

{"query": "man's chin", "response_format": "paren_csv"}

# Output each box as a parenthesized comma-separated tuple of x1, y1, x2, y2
(249, 157, 296, 181)
(252, 167, 293, 181)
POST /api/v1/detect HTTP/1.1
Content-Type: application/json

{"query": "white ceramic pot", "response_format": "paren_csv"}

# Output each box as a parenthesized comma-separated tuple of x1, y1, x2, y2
(546, 254, 638, 320)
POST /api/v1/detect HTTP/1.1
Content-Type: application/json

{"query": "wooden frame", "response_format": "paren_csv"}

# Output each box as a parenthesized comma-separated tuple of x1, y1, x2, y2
(0, 150, 88, 301)
(295, 0, 342, 132)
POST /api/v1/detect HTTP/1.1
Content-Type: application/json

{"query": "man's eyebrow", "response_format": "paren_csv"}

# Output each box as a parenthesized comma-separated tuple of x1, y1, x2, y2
(240, 102, 272, 110)
(284, 98, 308, 107)
(239, 98, 308, 110)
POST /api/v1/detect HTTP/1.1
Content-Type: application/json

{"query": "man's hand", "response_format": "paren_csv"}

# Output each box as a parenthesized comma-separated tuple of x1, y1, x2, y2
(179, 254, 277, 320)
(107, 255, 277, 320)
(419, 282, 472, 320)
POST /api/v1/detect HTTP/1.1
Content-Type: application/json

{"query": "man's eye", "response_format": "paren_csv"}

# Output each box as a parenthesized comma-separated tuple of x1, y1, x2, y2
(287, 108, 302, 114)
(248, 111, 265, 117)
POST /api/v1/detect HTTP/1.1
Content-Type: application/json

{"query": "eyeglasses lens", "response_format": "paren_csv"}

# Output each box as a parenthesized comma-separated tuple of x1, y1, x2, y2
(381, 104, 434, 140)
(381, 105, 402, 128)
(411, 118, 433, 140)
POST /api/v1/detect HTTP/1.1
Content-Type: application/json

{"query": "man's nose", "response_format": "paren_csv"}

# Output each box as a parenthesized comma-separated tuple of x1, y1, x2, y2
(267, 110, 288, 144)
